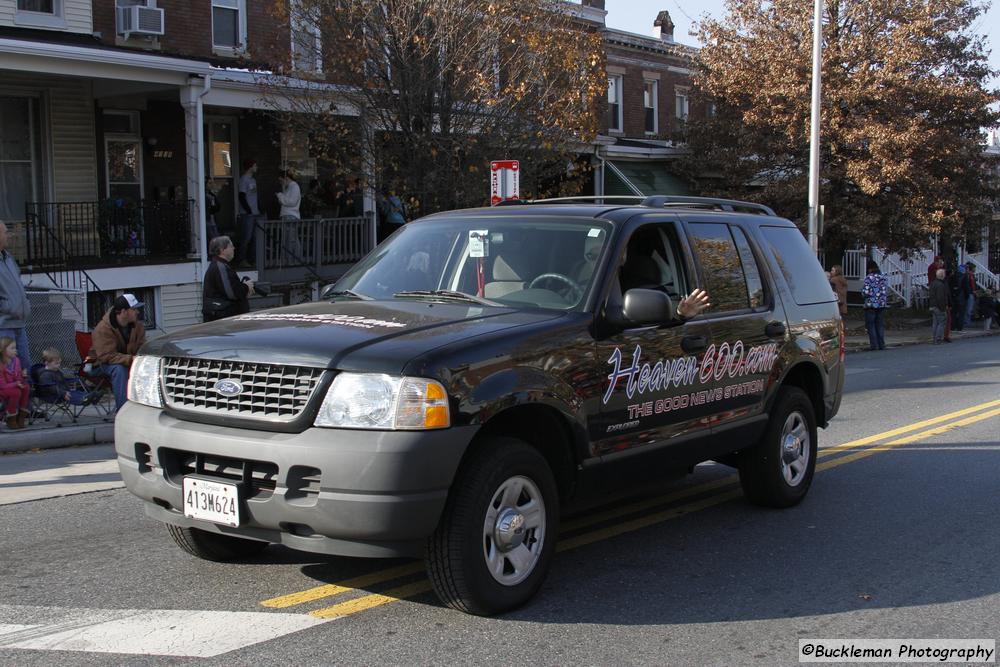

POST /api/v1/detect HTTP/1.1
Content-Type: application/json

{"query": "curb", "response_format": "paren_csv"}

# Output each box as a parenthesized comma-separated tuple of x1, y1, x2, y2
(0, 421, 115, 454)
(845, 328, 1000, 353)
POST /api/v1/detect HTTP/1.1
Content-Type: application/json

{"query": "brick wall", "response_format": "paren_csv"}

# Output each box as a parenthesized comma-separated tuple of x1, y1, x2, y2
(604, 42, 696, 139)
(94, 1, 289, 66)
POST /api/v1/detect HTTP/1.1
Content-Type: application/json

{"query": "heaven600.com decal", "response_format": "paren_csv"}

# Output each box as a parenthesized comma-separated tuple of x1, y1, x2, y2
(602, 341, 778, 429)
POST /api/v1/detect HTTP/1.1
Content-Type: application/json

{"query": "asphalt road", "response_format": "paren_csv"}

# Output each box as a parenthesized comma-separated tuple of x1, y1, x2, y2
(1, 336, 998, 666)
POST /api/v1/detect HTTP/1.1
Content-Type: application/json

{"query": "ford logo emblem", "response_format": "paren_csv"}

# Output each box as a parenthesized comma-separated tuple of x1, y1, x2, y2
(214, 379, 243, 397)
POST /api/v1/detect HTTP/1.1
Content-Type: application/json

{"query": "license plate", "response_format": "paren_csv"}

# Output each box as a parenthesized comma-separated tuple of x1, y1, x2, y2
(182, 476, 241, 527)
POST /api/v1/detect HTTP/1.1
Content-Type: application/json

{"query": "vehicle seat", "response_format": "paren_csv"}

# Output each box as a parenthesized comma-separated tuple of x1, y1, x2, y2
(571, 233, 605, 284)
(620, 255, 662, 292)
(484, 255, 526, 298)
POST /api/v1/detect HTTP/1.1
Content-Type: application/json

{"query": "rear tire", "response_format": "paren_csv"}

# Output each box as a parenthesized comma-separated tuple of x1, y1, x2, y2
(166, 525, 268, 561)
(425, 437, 558, 616)
(739, 387, 817, 508)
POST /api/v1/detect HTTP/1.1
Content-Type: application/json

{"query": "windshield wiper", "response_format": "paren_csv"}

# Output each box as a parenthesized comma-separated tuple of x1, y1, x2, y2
(393, 289, 501, 307)
(324, 289, 372, 301)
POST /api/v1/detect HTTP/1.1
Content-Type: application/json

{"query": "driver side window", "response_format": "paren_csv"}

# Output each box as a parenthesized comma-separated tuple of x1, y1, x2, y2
(617, 224, 690, 300)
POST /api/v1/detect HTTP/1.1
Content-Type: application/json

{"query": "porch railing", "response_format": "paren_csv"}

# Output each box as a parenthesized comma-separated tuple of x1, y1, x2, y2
(24, 200, 193, 271)
(252, 215, 374, 284)
(966, 256, 1000, 292)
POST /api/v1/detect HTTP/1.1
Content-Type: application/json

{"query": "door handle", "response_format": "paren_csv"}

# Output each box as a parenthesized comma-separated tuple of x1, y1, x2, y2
(765, 321, 786, 337)
(682, 335, 708, 353)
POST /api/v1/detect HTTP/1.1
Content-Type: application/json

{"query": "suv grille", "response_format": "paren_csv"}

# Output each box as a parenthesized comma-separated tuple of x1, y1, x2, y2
(161, 448, 278, 498)
(162, 358, 325, 422)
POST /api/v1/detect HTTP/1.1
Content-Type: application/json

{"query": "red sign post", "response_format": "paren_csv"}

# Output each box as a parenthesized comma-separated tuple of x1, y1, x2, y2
(490, 160, 520, 205)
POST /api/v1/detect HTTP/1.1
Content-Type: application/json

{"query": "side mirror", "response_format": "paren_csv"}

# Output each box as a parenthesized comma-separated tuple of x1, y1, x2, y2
(622, 288, 675, 326)
(320, 283, 338, 300)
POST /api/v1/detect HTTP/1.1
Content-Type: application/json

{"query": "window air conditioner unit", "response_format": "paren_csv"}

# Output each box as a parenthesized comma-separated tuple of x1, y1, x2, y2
(117, 5, 165, 38)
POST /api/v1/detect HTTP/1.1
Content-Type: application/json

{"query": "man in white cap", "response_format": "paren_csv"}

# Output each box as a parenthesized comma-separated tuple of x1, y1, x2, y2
(91, 293, 147, 411)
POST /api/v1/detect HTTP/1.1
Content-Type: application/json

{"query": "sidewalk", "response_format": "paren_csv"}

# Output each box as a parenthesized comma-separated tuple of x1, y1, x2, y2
(0, 405, 114, 455)
(0, 316, 997, 456)
(843, 312, 1000, 352)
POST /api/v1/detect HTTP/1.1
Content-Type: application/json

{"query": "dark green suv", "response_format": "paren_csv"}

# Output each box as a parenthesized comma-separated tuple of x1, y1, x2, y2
(116, 196, 844, 616)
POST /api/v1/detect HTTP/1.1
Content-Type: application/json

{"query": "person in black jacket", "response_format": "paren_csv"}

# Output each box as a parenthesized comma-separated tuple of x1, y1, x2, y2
(203, 236, 254, 322)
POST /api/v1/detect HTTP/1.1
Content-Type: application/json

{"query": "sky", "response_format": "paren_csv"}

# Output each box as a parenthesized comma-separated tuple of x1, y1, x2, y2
(604, 0, 1000, 83)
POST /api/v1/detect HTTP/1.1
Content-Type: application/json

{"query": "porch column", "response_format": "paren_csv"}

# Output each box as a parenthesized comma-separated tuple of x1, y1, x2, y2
(181, 76, 210, 275)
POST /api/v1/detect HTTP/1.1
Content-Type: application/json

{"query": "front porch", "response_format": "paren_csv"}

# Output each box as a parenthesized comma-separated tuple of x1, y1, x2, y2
(23, 199, 194, 272)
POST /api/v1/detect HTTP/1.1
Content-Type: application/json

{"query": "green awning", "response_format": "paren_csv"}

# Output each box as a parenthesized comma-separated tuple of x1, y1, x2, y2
(605, 160, 692, 197)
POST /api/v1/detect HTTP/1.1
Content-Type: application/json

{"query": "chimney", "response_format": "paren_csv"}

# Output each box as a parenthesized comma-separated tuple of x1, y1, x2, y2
(581, 0, 606, 9)
(653, 10, 675, 42)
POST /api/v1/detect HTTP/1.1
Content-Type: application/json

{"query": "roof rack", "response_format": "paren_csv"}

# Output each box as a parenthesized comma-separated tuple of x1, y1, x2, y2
(519, 194, 777, 216)
(640, 195, 777, 216)
(530, 196, 647, 204)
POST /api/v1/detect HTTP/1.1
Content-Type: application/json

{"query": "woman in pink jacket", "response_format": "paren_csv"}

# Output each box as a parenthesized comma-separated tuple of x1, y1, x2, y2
(0, 335, 29, 429)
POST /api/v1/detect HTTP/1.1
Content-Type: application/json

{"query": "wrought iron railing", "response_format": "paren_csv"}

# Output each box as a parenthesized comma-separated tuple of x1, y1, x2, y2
(23, 199, 193, 271)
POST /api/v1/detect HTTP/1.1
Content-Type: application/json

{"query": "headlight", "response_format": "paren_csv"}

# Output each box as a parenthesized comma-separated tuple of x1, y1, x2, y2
(127, 355, 163, 408)
(315, 373, 450, 430)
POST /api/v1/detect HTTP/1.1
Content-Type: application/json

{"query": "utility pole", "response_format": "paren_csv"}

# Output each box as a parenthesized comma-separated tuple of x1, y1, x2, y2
(807, 0, 822, 254)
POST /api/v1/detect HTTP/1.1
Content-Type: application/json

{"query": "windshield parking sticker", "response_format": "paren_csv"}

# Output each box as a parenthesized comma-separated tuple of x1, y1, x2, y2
(234, 313, 407, 330)
(602, 341, 778, 424)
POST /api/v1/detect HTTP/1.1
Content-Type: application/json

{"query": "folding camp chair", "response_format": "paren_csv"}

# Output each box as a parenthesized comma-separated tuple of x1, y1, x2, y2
(28, 362, 88, 424)
(74, 331, 116, 417)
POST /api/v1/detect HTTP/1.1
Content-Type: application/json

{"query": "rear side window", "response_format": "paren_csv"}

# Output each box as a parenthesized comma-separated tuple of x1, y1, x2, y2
(760, 226, 836, 305)
(731, 226, 766, 309)
(687, 222, 749, 312)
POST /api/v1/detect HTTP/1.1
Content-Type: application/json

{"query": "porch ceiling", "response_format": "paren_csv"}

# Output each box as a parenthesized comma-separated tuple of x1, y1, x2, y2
(0, 37, 211, 87)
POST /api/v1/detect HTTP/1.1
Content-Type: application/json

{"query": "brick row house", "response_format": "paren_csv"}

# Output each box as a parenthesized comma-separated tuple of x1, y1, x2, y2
(579, 1, 700, 198)
(0, 0, 372, 364)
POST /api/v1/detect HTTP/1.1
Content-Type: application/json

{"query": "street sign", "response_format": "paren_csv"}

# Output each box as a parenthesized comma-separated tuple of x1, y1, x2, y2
(490, 160, 519, 205)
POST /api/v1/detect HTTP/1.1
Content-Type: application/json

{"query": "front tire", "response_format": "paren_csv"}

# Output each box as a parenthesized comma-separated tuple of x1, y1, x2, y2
(166, 525, 268, 561)
(739, 387, 817, 508)
(425, 437, 558, 616)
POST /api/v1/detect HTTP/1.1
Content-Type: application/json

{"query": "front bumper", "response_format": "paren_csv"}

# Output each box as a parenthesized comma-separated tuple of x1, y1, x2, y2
(115, 402, 476, 558)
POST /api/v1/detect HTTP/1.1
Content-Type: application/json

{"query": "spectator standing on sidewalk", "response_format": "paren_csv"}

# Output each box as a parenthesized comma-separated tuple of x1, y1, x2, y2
(962, 262, 978, 327)
(929, 268, 950, 344)
(977, 289, 999, 330)
(949, 263, 966, 331)
(861, 260, 888, 351)
(926, 255, 944, 285)
(92, 293, 147, 412)
(828, 264, 848, 317)
(203, 236, 253, 322)
(0, 223, 31, 372)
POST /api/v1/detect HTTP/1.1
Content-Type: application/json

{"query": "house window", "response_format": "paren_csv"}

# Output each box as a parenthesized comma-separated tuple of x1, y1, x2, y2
(290, 0, 322, 72)
(643, 80, 658, 134)
(15, 0, 67, 28)
(212, 0, 246, 52)
(0, 96, 45, 225)
(607, 75, 622, 132)
(17, 0, 56, 13)
(675, 87, 689, 123)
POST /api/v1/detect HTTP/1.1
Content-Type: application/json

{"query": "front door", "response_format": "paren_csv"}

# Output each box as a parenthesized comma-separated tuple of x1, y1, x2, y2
(592, 220, 716, 461)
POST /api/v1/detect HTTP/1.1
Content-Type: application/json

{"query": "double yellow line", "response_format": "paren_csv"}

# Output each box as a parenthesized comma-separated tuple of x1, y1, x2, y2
(260, 398, 1000, 619)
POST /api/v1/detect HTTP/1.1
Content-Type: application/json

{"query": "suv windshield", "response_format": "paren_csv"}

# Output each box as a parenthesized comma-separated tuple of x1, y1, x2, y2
(333, 216, 613, 311)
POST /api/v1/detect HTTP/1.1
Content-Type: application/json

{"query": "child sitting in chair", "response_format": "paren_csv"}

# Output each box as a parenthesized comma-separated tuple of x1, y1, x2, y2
(36, 347, 94, 406)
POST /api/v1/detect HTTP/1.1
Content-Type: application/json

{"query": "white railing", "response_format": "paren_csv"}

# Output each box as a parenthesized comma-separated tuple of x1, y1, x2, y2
(966, 256, 999, 292)
(842, 249, 866, 280)
(871, 248, 911, 305)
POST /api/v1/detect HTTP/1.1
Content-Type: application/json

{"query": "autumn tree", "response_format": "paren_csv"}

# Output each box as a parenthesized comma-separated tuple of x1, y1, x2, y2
(680, 0, 1000, 255)
(257, 0, 605, 215)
